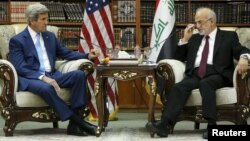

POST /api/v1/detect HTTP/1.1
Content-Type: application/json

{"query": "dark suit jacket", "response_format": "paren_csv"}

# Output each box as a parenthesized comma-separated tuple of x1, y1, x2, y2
(174, 28, 250, 82)
(9, 27, 88, 91)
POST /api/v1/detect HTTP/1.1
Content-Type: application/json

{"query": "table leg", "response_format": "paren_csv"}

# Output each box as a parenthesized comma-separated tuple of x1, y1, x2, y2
(103, 78, 109, 127)
(148, 75, 156, 123)
(94, 78, 104, 136)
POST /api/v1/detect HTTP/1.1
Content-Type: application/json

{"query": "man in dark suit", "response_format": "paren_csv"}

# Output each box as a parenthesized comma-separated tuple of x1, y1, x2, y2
(9, 3, 99, 136)
(146, 7, 250, 139)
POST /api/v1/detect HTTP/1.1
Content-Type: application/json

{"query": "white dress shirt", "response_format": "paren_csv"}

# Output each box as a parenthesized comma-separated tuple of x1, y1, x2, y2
(179, 28, 217, 68)
(194, 28, 217, 68)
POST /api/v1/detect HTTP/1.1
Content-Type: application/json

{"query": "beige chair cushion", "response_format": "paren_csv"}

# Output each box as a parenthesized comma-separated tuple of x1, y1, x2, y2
(56, 59, 92, 73)
(0, 25, 16, 40)
(0, 25, 16, 59)
(192, 27, 238, 35)
(12, 24, 59, 37)
(0, 37, 9, 60)
(219, 27, 238, 32)
(192, 27, 238, 42)
(12, 24, 28, 34)
(185, 87, 237, 106)
(16, 89, 71, 107)
(47, 25, 59, 38)
(236, 28, 250, 49)
(158, 59, 237, 107)
(0, 24, 59, 59)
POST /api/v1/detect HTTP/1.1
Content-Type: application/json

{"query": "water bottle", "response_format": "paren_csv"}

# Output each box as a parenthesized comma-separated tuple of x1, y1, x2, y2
(134, 44, 141, 59)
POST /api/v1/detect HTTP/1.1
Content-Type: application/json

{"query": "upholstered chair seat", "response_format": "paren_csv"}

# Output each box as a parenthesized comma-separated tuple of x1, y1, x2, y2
(159, 59, 237, 107)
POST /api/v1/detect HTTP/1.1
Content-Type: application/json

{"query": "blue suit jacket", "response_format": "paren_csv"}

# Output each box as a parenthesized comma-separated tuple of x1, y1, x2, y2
(9, 27, 88, 91)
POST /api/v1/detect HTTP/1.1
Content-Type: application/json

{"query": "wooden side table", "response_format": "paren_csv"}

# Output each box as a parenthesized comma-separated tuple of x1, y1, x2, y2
(93, 64, 157, 136)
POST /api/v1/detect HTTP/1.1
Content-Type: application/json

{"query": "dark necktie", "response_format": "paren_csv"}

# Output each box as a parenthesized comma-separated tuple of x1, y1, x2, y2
(198, 35, 209, 78)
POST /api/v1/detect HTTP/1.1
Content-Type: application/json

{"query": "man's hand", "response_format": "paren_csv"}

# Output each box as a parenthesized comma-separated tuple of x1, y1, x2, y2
(41, 76, 61, 92)
(88, 48, 100, 60)
(237, 57, 249, 75)
(181, 24, 195, 42)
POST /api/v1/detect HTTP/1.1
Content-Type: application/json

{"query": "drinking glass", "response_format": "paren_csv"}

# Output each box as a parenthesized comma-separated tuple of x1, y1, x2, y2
(106, 48, 113, 58)
(143, 47, 152, 64)
(113, 47, 120, 59)
(93, 47, 100, 57)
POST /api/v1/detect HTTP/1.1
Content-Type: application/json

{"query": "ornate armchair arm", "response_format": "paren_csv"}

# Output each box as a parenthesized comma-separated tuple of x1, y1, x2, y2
(0, 59, 18, 109)
(157, 59, 186, 104)
(55, 59, 94, 76)
(157, 59, 185, 83)
(235, 66, 250, 106)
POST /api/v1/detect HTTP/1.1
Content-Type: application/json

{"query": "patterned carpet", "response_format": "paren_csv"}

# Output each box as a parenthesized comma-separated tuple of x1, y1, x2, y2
(0, 112, 247, 141)
(0, 127, 205, 141)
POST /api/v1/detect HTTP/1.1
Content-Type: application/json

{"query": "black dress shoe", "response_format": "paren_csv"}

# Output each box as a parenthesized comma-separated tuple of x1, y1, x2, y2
(202, 120, 215, 139)
(78, 120, 97, 136)
(67, 120, 88, 136)
(202, 130, 208, 139)
(146, 121, 169, 137)
(78, 106, 90, 119)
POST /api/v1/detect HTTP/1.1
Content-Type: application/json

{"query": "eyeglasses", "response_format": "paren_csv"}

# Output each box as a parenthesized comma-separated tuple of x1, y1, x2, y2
(195, 18, 211, 26)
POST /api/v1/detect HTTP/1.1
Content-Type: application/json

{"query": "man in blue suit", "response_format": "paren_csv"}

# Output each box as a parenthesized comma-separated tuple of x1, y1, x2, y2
(9, 3, 99, 136)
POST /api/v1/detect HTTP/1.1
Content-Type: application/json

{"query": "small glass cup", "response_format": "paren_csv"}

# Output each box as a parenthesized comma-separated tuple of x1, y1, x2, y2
(134, 45, 141, 59)
(106, 48, 113, 58)
(112, 44, 121, 59)
(93, 47, 101, 57)
(113, 47, 120, 59)
(143, 47, 152, 64)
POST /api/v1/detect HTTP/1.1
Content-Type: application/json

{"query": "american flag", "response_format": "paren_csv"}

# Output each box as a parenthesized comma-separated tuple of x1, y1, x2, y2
(79, 0, 118, 120)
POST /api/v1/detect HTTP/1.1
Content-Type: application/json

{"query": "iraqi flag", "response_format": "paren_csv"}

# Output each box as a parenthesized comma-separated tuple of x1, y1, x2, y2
(149, 0, 177, 94)
(149, 0, 176, 63)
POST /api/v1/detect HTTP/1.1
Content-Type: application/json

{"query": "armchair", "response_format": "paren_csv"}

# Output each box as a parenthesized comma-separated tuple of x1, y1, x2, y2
(0, 24, 94, 136)
(157, 58, 250, 130)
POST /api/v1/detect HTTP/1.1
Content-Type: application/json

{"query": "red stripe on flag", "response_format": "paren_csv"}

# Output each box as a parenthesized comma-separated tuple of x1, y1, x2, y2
(156, 0, 160, 8)
(81, 23, 94, 50)
(87, 99, 98, 118)
(99, 7, 114, 47)
(88, 14, 107, 56)
(78, 44, 84, 53)
(81, 23, 101, 64)
(106, 82, 116, 107)
(87, 74, 95, 90)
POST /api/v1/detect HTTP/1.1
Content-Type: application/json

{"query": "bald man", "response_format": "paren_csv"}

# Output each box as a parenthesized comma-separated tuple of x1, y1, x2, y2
(146, 7, 250, 139)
